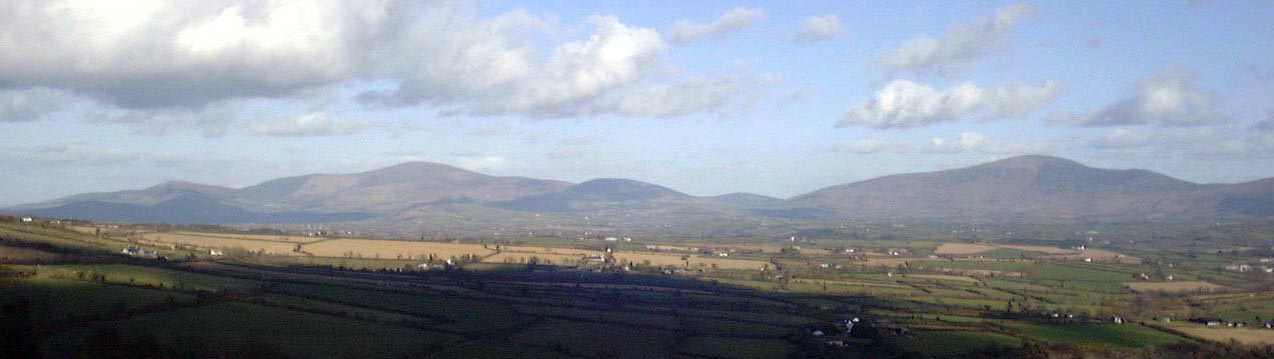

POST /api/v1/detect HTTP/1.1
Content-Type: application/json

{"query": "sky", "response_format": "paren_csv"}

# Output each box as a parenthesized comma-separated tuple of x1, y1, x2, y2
(2, 0, 1273, 206)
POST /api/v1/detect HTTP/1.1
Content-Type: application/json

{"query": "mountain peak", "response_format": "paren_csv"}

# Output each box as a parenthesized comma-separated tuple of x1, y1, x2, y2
(977, 155, 1085, 171)
(144, 181, 233, 194)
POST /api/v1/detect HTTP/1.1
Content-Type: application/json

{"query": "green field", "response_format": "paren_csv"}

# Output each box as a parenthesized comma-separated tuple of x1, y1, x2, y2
(4, 220, 1274, 358)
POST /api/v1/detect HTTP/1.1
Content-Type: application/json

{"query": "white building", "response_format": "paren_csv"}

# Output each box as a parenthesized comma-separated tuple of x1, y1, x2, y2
(20, 217, 33, 223)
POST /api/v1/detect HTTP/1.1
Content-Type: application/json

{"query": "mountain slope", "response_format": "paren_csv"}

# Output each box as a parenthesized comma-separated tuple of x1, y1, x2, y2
(21, 193, 371, 224)
(494, 178, 691, 212)
(788, 155, 1210, 222)
(228, 162, 572, 213)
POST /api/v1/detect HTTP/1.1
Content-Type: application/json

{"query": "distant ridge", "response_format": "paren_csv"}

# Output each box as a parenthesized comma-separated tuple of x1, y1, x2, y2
(7, 155, 1274, 228)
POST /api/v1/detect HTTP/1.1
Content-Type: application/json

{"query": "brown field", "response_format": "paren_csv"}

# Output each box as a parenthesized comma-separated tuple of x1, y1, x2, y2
(935, 243, 1077, 256)
(0, 246, 66, 262)
(1053, 249, 1140, 263)
(482, 252, 585, 265)
(714, 244, 785, 253)
(1127, 281, 1225, 293)
(996, 244, 1077, 254)
(141, 232, 302, 255)
(302, 239, 494, 260)
(934, 243, 999, 255)
(614, 252, 769, 270)
(1170, 324, 1274, 345)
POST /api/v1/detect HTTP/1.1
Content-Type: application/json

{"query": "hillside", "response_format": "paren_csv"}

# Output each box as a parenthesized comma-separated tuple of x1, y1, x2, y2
(788, 155, 1221, 222)
(8, 155, 1274, 228)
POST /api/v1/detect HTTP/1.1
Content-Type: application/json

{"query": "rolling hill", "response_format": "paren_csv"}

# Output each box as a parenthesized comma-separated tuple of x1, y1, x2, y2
(7, 155, 1274, 229)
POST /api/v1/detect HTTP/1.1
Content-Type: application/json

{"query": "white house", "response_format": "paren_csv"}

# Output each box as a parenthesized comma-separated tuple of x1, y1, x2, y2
(209, 249, 224, 256)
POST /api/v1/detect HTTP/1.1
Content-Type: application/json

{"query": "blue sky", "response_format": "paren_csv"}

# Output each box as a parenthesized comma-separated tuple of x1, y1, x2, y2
(1, 0, 1272, 205)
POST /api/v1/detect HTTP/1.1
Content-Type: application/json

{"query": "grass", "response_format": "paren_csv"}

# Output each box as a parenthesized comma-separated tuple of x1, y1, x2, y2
(897, 330, 1022, 357)
(1004, 322, 1187, 348)
(46, 302, 462, 358)
(677, 336, 794, 358)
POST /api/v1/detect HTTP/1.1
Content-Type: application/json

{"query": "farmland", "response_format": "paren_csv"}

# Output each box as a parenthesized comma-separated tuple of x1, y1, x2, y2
(4, 219, 1274, 358)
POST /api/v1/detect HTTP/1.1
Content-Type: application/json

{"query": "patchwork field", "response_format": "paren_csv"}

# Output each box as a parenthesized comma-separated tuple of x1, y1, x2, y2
(301, 239, 495, 260)
(1169, 324, 1274, 345)
(1126, 281, 1226, 293)
(613, 251, 769, 270)
(141, 232, 301, 255)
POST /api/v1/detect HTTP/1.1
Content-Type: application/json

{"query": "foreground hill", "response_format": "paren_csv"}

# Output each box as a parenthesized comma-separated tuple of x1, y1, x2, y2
(7, 155, 1274, 228)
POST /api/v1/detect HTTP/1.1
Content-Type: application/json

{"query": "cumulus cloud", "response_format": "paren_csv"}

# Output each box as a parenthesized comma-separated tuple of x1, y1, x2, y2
(669, 7, 765, 44)
(0, 0, 388, 109)
(838, 79, 1061, 129)
(795, 15, 841, 41)
(0, 88, 73, 122)
(365, 14, 668, 118)
(0, 1, 738, 127)
(1068, 70, 1224, 127)
(250, 112, 368, 137)
(880, 3, 1034, 74)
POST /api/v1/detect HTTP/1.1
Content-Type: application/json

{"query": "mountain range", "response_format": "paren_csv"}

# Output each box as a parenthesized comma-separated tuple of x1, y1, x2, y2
(7, 155, 1274, 234)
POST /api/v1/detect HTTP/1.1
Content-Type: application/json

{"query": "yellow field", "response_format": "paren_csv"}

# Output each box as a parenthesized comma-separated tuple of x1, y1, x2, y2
(173, 231, 323, 243)
(1127, 281, 1225, 293)
(483, 252, 585, 265)
(498, 246, 604, 256)
(614, 252, 769, 270)
(68, 226, 100, 235)
(302, 239, 494, 260)
(935, 243, 1077, 255)
(1170, 324, 1274, 345)
(142, 232, 301, 255)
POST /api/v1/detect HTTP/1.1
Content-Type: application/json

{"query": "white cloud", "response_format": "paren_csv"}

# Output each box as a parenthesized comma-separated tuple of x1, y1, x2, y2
(1069, 70, 1225, 127)
(90, 106, 236, 137)
(880, 3, 1034, 74)
(0, 1, 740, 127)
(250, 112, 368, 137)
(0, 88, 73, 122)
(669, 7, 765, 44)
(795, 15, 841, 41)
(834, 132, 1050, 155)
(927, 132, 1053, 154)
(838, 79, 1060, 129)
(0, 0, 389, 109)
(598, 76, 748, 118)
(369, 14, 669, 118)
(928, 132, 990, 153)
